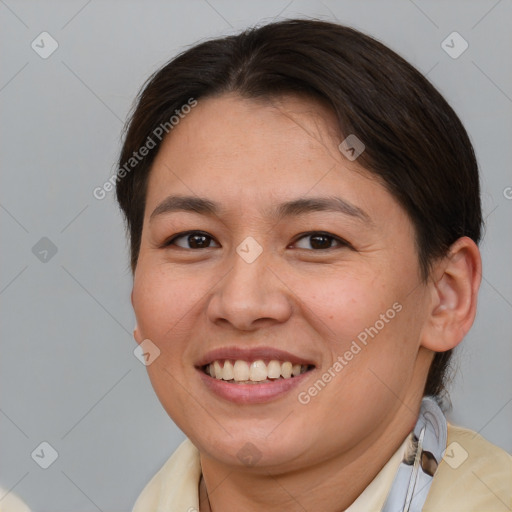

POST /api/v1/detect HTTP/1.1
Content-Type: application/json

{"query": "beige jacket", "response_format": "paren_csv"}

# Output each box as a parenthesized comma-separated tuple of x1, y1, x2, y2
(133, 424, 512, 511)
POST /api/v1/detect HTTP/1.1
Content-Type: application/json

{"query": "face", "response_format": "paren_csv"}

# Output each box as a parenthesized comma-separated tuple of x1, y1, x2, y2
(132, 93, 434, 471)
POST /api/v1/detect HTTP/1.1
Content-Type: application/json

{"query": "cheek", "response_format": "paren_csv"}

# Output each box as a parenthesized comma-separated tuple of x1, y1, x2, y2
(294, 270, 398, 345)
(296, 268, 423, 398)
(335, 294, 426, 406)
(132, 267, 199, 343)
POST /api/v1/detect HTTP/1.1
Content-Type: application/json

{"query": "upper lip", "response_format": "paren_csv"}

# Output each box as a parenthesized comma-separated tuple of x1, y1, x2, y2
(195, 346, 316, 367)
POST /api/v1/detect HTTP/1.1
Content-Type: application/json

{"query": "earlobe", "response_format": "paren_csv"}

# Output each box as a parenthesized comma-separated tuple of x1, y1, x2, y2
(421, 237, 482, 353)
(131, 290, 142, 344)
(133, 323, 142, 344)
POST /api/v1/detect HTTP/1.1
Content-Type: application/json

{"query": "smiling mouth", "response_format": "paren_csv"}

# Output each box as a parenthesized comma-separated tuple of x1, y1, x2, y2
(202, 359, 315, 384)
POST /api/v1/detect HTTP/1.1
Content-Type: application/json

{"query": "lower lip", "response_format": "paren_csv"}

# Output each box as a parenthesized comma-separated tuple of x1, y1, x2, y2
(197, 368, 314, 404)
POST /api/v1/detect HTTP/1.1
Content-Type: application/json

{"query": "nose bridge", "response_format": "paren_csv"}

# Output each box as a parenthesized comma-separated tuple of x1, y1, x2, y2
(207, 237, 291, 329)
(225, 238, 271, 304)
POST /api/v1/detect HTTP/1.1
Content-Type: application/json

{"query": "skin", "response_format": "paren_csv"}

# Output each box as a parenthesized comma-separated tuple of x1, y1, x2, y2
(132, 93, 481, 511)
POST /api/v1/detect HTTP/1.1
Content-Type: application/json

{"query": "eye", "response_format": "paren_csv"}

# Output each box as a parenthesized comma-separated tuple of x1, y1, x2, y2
(291, 231, 351, 250)
(162, 230, 351, 251)
(164, 231, 220, 249)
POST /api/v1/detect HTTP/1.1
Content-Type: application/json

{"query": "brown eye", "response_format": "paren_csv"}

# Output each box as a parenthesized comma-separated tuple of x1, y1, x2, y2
(165, 231, 220, 249)
(293, 232, 349, 250)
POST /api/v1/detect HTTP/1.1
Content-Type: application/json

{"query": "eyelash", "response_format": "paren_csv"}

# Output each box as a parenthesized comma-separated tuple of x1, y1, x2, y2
(162, 230, 352, 251)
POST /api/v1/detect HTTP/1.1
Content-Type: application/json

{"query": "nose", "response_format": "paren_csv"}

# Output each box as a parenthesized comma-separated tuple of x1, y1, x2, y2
(206, 247, 293, 331)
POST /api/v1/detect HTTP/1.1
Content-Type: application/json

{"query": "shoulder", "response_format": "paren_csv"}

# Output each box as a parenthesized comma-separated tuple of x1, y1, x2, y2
(423, 423, 512, 512)
(132, 437, 201, 511)
(0, 489, 31, 512)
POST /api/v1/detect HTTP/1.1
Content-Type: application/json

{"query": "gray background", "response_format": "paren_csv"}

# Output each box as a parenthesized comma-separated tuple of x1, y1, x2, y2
(1, 0, 511, 510)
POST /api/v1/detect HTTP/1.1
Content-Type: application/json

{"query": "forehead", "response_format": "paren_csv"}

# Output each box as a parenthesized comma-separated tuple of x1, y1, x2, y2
(147, 94, 372, 197)
(162, 93, 341, 169)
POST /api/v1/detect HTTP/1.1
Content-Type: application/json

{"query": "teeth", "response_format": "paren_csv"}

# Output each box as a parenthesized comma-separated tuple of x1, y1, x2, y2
(281, 362, 292, 379)
(233, 360, 249, 381)
(205, 359, 310, 383)
(267, 360, 281, 379)
(213, 361, 223, 379)
(249, 360, 267, 381)
(223, 360, 234, 380)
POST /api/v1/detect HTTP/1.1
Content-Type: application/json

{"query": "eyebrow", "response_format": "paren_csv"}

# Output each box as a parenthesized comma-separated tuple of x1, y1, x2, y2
(149, 195, 372, 224)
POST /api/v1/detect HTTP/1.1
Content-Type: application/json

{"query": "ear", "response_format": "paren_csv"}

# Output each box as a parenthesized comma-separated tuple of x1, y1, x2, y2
(133, 324, 142, 344)
(421, 237, 482, 352)
(131, 289, 142, 344)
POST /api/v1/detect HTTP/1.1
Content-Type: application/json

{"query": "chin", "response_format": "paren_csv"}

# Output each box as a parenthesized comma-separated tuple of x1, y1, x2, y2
(193, 425, 310, 469)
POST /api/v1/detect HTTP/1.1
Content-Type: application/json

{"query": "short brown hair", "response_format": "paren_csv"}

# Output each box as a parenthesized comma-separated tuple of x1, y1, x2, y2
(116, 19, 482, 398)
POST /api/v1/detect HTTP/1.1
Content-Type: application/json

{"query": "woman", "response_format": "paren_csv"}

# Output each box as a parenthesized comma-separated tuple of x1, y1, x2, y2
(115, 19, 511, 511)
